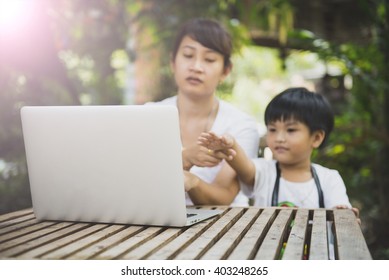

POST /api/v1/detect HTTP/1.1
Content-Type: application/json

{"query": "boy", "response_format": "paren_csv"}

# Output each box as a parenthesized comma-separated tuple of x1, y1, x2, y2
(199, 87, 358, 213)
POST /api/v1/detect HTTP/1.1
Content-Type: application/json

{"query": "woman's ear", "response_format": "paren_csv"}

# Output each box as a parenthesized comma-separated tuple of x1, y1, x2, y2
(312, 130, 325, 148)
(169, 53, 176, 74)
(170, 59, 175, 74)
(220, 63, 233, 83)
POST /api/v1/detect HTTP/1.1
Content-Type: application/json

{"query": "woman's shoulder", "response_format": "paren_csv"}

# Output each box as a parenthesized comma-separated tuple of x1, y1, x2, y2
(218, 100, 256, 122)
(219, 99, 247, 114)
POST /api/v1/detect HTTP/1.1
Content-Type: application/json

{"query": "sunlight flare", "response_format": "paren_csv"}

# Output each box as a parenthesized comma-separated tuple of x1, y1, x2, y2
(0, 0, 33, 31)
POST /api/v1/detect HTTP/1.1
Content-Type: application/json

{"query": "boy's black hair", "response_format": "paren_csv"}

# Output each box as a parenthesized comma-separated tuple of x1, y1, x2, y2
(172, 18, 232, 69)
(264, 87, 334, 148)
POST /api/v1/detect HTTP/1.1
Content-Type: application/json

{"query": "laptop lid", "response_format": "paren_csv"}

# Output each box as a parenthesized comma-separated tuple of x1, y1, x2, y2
(21, 105, 197, 227)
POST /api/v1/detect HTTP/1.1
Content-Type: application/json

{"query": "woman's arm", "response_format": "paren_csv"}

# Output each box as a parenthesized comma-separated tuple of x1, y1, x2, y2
(184, 163, 240, 205)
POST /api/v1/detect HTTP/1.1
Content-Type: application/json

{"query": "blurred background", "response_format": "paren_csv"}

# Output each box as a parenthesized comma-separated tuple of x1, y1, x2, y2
(0, 0, 388, 259)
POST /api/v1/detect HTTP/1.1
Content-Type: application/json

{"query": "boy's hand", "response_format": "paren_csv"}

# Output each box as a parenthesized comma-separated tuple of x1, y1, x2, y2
(334, 205, 361, 225)
(198, 132, 236, 161)
(198, 132, 234, 150)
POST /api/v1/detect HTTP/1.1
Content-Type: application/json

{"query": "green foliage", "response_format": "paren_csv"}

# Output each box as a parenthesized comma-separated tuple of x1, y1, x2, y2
(306, 1, 389, 259)
(0, 162, 31, 214)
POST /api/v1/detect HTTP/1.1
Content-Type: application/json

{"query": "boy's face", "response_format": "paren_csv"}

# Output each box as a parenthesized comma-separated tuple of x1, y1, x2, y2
(266, 118, 324, 166)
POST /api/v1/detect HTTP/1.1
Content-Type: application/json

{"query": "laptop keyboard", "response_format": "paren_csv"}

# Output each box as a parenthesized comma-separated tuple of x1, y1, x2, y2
(187, 213, 197, 218)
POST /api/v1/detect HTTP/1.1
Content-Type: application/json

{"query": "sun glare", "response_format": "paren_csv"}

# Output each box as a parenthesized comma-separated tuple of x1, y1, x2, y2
(0, 0, 33, 31)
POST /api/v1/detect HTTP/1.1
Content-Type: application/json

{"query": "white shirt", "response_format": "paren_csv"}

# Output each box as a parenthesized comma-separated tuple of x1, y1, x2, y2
(151, 96, 260, 206)
(241, 159, 352, 208)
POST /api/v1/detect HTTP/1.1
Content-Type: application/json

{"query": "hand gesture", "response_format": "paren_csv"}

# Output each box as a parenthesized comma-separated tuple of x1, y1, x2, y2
(182, 142, 222, 170)
(198, 132, 236, 161)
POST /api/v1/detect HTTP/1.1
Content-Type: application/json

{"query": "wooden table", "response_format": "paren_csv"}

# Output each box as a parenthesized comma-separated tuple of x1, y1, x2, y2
(0, 207, 371, 260)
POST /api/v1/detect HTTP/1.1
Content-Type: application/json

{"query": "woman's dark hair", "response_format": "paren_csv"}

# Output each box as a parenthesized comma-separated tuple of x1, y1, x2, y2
(171, 18, 233, 69)
(264, 87, 334, 147)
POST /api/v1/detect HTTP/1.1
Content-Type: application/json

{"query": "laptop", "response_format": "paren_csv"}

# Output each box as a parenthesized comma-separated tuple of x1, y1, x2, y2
(20, 105, 222, 227)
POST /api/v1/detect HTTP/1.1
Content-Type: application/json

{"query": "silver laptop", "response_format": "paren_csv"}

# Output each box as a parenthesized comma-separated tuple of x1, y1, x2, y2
(20, 105, 222, 227)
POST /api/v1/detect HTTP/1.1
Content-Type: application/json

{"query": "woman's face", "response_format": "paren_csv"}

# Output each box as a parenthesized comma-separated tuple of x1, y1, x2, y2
(171, 36, 230, 99)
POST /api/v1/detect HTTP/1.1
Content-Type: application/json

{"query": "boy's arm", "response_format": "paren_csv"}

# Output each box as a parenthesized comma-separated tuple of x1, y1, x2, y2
(198, 132, 256, 187)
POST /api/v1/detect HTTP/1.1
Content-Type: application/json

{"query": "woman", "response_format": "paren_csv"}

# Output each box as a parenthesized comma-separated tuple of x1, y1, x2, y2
(153, 18, 259, 206)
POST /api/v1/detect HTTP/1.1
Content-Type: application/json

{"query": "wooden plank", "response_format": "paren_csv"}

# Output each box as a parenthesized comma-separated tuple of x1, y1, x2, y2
(255, 209, 293, 260)
(228, 208, 276, 260)
(0, 222, 84, 258)
(39, 224, 126, 259)
(17, 224, 109, 259)
(0, 222, 73, 253)
(201, 208, 261, 260)
(0, 221, 56, 243)
(0, 207, 373, 260)
(122, 227, 184, 259)
(0, 209, 33, 223)
(281, 209, 309, 260)
(174, 207, 245, 260)
(95, 227, 163, 259)
(147, 217, 216, 260)
(67, 226, 144, 259)
(0, 214, 36, 231)
(309, 209, 328, 260)
(333, 209, 372, 260)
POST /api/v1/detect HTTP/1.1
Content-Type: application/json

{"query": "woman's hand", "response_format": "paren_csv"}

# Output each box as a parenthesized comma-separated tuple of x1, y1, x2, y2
(182, 143, 223, 170)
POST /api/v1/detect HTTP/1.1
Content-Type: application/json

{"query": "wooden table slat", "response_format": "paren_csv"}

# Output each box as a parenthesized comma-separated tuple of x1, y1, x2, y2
(174, 207, 245, 260)
(18, 224, 110, 259)
(40, 224, 126, 259)
(201, 208, 261, 260)
(227, 208, 276, 260)
(0, 209, 33, 223)
(0, 214, 36, 231)
(281, 209, 309, 260)
(68, 225, 143, 259)
(147, 216, 216, 260)
(0, 220, 56, 243)
(309, 209, 329, 260)
(96, 226, 162, 259)
(333, 209, 372, 260)
(255, 209, 293, 260)
(122, 228, 184, 259)
(0, 222, 85, 257)
(0, 207, 372, 260)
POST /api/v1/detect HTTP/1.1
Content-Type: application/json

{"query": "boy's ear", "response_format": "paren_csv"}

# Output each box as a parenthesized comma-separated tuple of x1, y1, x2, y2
(312, 130, 325, 148)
